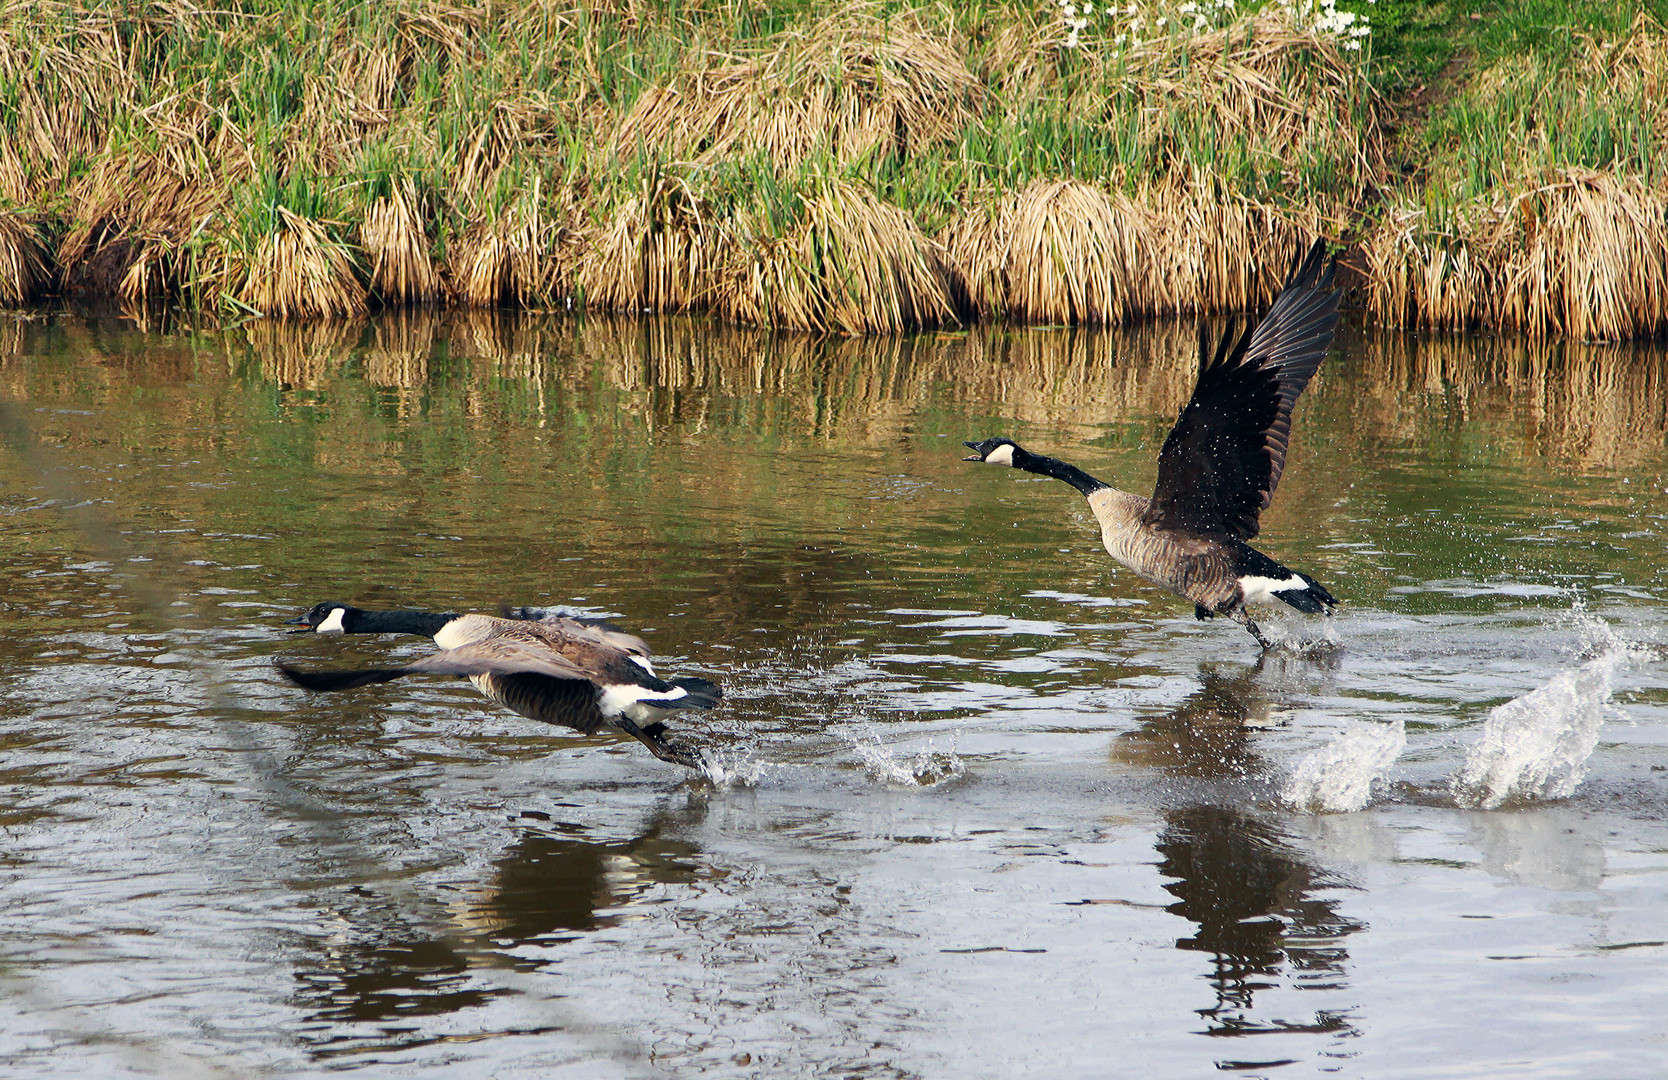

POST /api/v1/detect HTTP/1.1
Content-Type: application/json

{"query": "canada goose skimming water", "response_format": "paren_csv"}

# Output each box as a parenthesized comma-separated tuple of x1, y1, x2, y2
(964, 239, 1341, 649)
(277, 603, 720, 768)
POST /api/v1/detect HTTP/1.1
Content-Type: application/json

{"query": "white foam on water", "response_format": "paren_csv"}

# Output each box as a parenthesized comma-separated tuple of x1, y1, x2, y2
(1450, 609, 1644, 810)
(1280, 719, 1406, 813)
(853, 734, 966, 788)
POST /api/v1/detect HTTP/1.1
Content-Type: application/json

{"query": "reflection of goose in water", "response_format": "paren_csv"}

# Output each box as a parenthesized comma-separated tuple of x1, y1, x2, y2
(1112, 659, 1276, 781)
(278, 603, 721, 769)
(965, 241, 1342, 649)
(294, 809, 703, 1058)
(1156, 805, 1363, 1040)
(452, 813, 703, 955)
(1115, 660, 1364, 1040)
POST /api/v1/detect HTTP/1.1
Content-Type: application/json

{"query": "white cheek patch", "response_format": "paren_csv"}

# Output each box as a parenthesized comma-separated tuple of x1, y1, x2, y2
(1238, 574, 1303, 605)
(628, 654, 657, 675)
(983, 443, 1016, 466)
(316, 608, 347, 634)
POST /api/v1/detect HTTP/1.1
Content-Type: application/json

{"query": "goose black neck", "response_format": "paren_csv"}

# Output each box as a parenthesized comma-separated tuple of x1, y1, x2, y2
(1012, 447, 1110, 497)
(351, 610, 458, 637)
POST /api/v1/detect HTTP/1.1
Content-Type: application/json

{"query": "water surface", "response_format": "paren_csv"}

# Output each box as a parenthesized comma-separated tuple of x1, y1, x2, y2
(2, 310, 1666, 1078)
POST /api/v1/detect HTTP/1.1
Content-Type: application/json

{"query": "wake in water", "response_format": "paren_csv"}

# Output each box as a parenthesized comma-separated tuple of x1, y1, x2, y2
(1450, 610, 1644, 810)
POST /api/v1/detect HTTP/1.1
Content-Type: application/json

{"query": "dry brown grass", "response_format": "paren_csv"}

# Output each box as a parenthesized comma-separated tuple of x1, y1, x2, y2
(238, 208, 368, 319)
(579, 171, 720, 314)
(450, 196, 553, 309)
(362, 180, 442, 305)
(1365, 170, 1668, 340)
(942, 180, 1160, 325)
(614, 6, 982, 169)
(0, 210, 47, 306)
(716, 177, 956, 334)
(990, 12, 1386, 214)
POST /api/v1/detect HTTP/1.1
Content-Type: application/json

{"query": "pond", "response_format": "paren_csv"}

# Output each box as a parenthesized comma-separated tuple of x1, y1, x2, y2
(1, 309, 1666, 1078)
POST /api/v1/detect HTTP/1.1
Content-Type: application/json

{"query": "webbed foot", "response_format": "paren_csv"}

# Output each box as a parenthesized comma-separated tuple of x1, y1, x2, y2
(615, 718, 708, 770)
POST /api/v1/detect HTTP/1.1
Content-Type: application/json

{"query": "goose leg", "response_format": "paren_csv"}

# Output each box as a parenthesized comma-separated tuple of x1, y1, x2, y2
(614, 717, 707, 770)
(1244, 619, 1274, 651)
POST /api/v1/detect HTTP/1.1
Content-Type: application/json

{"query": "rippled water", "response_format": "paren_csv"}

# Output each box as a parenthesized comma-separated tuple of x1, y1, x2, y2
(2, 310, 1666, 1078)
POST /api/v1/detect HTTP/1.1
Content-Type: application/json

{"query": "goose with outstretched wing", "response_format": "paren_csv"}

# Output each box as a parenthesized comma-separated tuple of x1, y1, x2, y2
(964, 239, 1342, 648)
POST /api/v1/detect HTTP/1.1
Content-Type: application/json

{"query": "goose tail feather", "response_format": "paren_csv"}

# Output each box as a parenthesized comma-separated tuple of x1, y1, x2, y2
(668, 676, 722, 710)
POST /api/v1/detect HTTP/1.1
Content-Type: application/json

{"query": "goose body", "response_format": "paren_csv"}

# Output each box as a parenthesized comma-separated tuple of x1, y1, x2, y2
(277, 603, 720, 768)
(965, 239, 1342, 648)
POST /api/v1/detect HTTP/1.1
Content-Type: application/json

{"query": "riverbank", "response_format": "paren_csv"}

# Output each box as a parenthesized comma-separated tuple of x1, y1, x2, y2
(0, 0, 1663, 338)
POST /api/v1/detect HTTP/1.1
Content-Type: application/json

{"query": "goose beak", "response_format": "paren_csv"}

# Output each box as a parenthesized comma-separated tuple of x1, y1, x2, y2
(284, 615, 312, 633)
(962, 441, 983, 461)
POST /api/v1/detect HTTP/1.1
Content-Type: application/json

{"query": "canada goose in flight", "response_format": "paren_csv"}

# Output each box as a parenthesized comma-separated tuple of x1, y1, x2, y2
(277, 603, 720, 769)
(964, 239, 1341, 649)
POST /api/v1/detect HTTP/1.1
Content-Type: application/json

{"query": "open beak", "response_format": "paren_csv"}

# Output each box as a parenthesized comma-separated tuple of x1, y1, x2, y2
(284, 615, 312, 633)
(962, 441, 983, 461)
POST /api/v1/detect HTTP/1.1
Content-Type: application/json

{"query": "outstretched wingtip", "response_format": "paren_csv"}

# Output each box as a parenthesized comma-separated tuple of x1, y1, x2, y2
(275, 660, 408, 692)
(1287, 237, 1332, 290)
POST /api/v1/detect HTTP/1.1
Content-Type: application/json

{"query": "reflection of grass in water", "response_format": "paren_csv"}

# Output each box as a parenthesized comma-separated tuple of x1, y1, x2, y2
(8, 312, 1668, 477)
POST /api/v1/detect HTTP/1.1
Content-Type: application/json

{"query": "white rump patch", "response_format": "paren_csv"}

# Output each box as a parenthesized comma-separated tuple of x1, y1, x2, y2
(1238, 574, 1304, 606)
(599, 682, 688, 721)
(433, 615, 491, 649)
(983, 443, 1016, 467)
(316, 607, 347, 634)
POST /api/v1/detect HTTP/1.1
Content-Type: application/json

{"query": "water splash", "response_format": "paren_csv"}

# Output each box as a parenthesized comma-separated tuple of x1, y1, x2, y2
(1450, 610, 1642, 810)
(1449, 654, 1618, 810)
(692, 745, 776, 789)
(1281, 719, 1406, 813)
(852, 734, 966, 788)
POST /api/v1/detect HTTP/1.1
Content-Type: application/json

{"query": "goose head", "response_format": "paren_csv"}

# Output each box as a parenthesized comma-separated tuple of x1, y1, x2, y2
(963, 437, 1020, 466)
(285, 602, 360, 634)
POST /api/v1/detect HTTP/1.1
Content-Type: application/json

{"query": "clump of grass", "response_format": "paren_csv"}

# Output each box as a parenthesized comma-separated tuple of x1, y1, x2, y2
(942, 179, 1158, 325)
(1156, 175, 1320, 314)
(581, 169, 720, 314)
(1367, 169, 1668, 340)
(715, 174, 957, 334)
(983, 8, 1387, 217)
(614, 6, 983, 170)
(239, 208, 367, 319)
(0, 211, 47, 306)
(361, 180, 442, 305)
(450, 191, 556, 309)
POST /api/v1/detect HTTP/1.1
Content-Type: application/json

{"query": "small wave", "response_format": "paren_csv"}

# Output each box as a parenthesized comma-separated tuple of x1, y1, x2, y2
(1449, 609, 1643, 809)
(853, 734, 966, 788)
(1280, 719, 1406, 813)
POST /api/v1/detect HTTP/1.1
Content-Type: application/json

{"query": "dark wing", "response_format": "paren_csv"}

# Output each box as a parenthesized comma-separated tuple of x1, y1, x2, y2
(1143, 239, 1341, 539)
